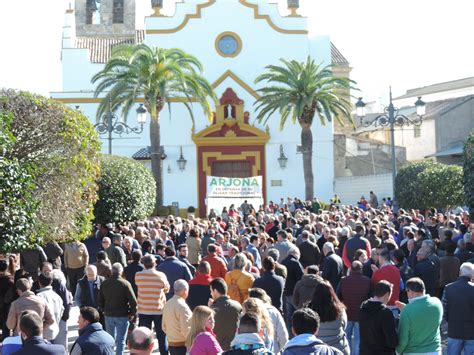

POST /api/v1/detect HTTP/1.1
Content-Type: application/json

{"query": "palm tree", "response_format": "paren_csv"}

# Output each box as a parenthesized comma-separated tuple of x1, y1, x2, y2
(92, 44, 216, 209)
(254, 57, 354, 200)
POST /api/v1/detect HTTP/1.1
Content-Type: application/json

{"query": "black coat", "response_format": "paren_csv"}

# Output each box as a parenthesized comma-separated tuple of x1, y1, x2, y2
(11, 336, 65, 355)
(281, 254, 304, 296)
(123, 261, 144, 296)
(321, 252, 343, 291)
(442, 276, 474, 340)
(414, 257, 439, 296)
(359, 300, 397, 355)
(252, 271, 285, 311)
(298, 240, 321, 268)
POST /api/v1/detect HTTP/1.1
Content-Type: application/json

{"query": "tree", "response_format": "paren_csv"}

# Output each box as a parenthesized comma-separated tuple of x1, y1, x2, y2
(463, 132, 474, 221)
(254, 57, 354, 200)
(94, 155, 156, 224)
(92, 44, 216, 209)
(395, 160, 464, 210)
(0, 89, 101, 245)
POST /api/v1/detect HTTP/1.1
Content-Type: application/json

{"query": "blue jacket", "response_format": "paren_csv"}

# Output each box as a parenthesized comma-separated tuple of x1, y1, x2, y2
(253, 271, 285, 311)
(282, 334, 342, 355)
(281, 254, 304, 296)
(157, 256, 192, 298)
(84, 236, 102, 264)
(11, 336, 65, 355)
(71, 322, 115, 355)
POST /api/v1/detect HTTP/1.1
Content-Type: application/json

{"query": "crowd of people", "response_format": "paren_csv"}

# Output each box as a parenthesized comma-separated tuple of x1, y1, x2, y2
(0, 194, 473, 355)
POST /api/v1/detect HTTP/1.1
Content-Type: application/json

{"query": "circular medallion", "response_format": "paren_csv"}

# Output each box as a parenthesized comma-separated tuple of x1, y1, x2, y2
(215, 32, 242, 58)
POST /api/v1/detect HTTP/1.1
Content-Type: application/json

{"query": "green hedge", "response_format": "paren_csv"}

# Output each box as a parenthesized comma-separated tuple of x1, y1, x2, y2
(94, 155, 156, 224)
(0, 90, 100, 246)
(464, 132, 474, 221)
(395, 160, 463, 210)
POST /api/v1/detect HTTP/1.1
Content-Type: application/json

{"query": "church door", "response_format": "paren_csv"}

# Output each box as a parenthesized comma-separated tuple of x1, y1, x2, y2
(212, 161, 252, 178)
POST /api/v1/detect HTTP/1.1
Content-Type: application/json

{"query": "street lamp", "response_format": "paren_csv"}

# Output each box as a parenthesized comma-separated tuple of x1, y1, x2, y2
(278, 144, 288, 169)
(356, 87, 425, 211)
(177, 146, 187, 171)
(94, 99, 147, 154)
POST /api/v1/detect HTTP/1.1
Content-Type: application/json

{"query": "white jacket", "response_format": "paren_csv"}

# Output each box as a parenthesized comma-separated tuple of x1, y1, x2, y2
(36, 286, 64, 340)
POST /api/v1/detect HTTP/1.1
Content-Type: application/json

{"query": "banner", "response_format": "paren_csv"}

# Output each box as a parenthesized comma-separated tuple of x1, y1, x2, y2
(206, 176, 263, 198)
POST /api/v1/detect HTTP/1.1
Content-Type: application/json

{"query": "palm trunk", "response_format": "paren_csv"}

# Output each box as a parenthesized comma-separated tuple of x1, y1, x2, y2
(150, 113, 163, 209)
(301, 125, 314, 200)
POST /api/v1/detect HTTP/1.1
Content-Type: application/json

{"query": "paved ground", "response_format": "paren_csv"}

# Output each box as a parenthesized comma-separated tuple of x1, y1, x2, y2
(67, 306, 160, 353)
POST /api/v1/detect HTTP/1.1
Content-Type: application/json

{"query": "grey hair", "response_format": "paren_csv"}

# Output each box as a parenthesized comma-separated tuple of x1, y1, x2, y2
(51, 269, 67, 286)
(458, 239, 466, 249)
(422, 239, 436, 254)
(459, 262, 474, 278)
(233, 253, 247, 270)
(323, 242, 335, 253)
(112, 262, 123, 276)
(267, 248, 280, 261)
(174, 279, 189, 294)
(464, 233, 472, 243)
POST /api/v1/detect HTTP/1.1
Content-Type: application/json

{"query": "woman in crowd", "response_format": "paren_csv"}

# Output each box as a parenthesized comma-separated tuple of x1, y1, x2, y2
(187, 306, 222, 354)
(309, 280, 350, 355)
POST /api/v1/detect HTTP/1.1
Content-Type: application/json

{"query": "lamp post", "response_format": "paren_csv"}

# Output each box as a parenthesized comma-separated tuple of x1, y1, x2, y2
(94, 98, 147, 154)
(177, 146, 187, 172)
(278, 144, 288, 169)
(355, 87, 425, 211)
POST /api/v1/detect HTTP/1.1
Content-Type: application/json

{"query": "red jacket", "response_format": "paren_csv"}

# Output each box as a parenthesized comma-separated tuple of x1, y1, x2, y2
(202, 254, 228, 279)
(371, 264, 401, 306)
(338, 272, 371, 321)
(189, 273, 213, 286)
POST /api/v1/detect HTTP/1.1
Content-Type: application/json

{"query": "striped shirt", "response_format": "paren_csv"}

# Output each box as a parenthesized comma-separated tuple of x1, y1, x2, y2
(135, 268, 170, 315)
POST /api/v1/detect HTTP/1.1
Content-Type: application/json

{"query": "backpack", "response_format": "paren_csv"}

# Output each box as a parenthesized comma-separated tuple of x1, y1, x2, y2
(228, 274, 243, 303)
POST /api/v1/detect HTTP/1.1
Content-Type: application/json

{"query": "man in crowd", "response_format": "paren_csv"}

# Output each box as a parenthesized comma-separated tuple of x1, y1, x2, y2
(414, 247, 439, 296)
(70, 306, 115, 355)
(282, 308, 342, 354)
(298, 230, 321, 268)
(75, 265, 104, 310)
(281, 247, 304, 334)
(124, 250, 144, 296)
(157, 247, 192, 299)
(35, 273, 63, 342)
(210, 278, 242, 351)
(187, 261, 212, 310)
(129, 327, 155, 355)
(135, 254, 169, 355)
(94, 251, 112, 279)
(342, 225, 371, 269)
(442, 262, 474, 354)
(252, 256, 284, 312)
(10, 311, 64, 355)
(106, 234, 127, 267)
(321, 242, 343, 291)
(338, 261, 371, 355)
(271, 230, 293, 262)
(223, 313, 271, 354)
(359, 280, 398, 355)
(371, 248, 400, 307)
(7, 278, 54, 336)
(202, 244, 227, 279)
(177, 244, 196, 276)
(439, 243, 460, 296)
(268, 248, 287, 279)
(396, 277, 443, 355)
(98, 263, 137, 355)
(64, 239, 89, 296)
(293, 265, 323, 309)
(247, 235, 262, 269)
(162, 280, 193, 355)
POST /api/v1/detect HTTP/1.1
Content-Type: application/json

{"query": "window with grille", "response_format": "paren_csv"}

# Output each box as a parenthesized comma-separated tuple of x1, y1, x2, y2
(113, 0, 124, 24)
(86, 0, 100, 24)
(414, 125, 421, 138)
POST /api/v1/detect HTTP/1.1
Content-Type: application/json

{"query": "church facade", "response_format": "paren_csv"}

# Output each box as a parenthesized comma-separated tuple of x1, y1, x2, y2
(52, 0, 350, 216)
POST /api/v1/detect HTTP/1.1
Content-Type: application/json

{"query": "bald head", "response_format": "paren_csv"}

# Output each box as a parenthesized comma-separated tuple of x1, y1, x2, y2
(129, 326, 154, 354)
(86, 265, 97, 281)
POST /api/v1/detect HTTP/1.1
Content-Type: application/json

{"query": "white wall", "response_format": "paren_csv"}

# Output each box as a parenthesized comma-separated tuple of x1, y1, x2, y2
(335, 173, 393, 205)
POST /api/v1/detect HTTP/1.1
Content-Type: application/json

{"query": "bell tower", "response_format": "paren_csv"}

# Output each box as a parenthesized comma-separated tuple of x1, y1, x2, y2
(74, 0, 136, 37)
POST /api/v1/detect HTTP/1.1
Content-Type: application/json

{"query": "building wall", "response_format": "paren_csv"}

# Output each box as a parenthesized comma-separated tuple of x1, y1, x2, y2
(335, 173, 393, 205)
(53, 0, 336, 208)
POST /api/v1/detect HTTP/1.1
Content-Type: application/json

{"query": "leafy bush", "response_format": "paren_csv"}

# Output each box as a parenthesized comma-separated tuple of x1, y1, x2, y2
(0, 111, 39, 252)
(464, 132, 474, 221)
(0, 90, 100, 245)
(187, 206, 196, 213)
(395, 160, 463, 210)
(95, 155, 156, 224)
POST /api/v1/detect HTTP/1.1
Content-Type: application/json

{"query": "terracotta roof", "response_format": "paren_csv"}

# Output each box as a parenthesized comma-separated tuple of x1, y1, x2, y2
(331, 42, 349, 65)
(132, 146, 166, 160)
(75, 30, 145, 63)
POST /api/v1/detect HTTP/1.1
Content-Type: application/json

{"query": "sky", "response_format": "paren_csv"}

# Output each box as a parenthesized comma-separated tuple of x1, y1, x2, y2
(0, 0, 473, 103)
